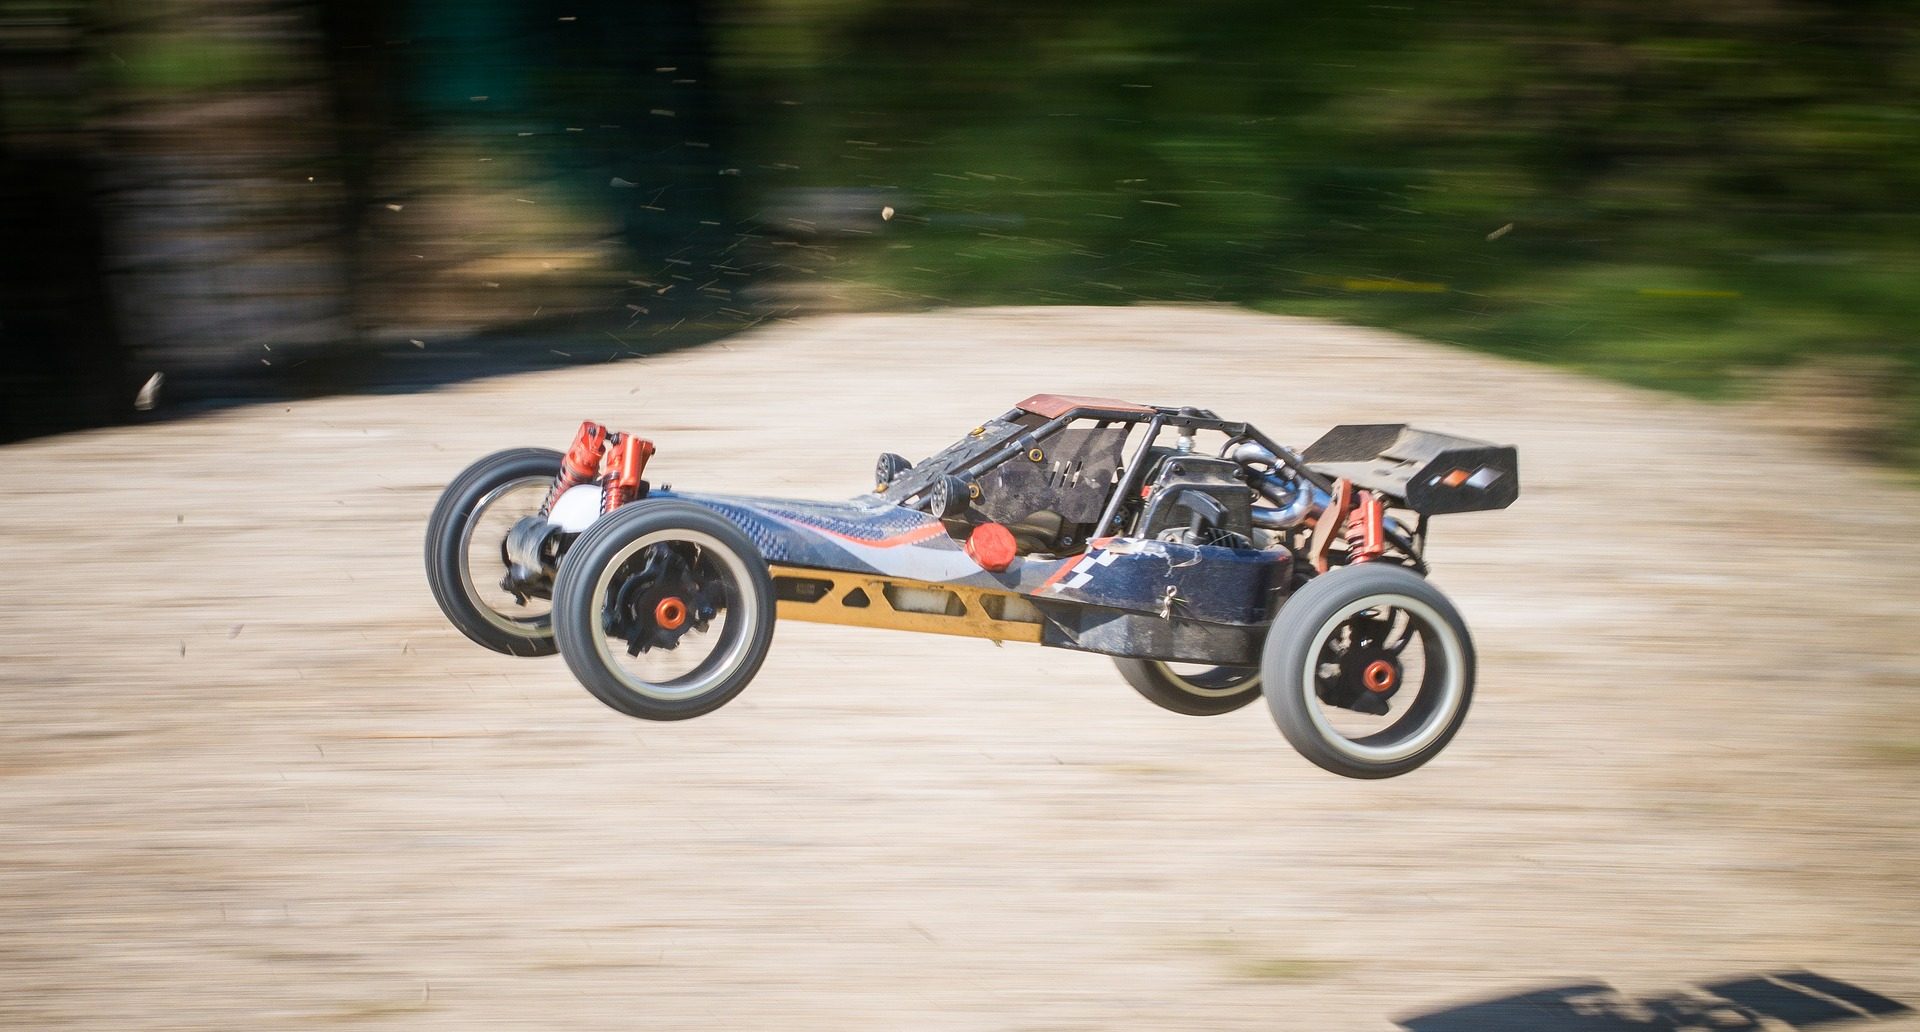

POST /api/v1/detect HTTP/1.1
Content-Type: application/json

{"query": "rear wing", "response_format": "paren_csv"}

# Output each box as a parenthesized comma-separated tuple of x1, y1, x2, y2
(1300, 424, 1518, 515)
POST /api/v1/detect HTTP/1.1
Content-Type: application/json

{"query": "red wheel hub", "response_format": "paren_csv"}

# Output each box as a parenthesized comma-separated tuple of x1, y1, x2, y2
(654, 596, 688, 631)
(1362, 659, 1397, 693)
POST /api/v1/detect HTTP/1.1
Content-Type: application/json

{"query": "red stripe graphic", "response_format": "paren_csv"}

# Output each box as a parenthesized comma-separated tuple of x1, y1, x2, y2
(1036, 552, 1089, 591)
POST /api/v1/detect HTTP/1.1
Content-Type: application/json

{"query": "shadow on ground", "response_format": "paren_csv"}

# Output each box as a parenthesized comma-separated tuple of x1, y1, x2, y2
(182, 305, 751, 405)
(1397, 971, 1911, 1031)
(2, 301, 761, 445)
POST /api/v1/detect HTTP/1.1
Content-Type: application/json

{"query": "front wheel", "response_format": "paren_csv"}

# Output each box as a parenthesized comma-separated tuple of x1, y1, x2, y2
(551, 500, 775, 720)
(1262, 564, 1474, 779)
(1114, 659, 1261, 716)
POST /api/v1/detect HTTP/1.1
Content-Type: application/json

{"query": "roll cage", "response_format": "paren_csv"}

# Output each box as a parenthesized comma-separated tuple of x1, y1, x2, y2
(884, 395, 1331, 527)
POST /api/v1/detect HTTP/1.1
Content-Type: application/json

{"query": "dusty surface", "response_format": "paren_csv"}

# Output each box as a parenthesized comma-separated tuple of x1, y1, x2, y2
(1, 306, 1916, 1030)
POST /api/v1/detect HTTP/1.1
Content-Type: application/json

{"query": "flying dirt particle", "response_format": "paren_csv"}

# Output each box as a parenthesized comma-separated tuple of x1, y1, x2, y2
(410, 339, 425, 348)
(229, 624, 244, 638)
(385, 203, 404, 212)
(179, 641, 186, 656)
(881, 206, 895, 221)
(610, 177, 638, 188)
(1487, 222, 1514, 240)
(134, 372, 163, 411)
(513, 197, 536, 204)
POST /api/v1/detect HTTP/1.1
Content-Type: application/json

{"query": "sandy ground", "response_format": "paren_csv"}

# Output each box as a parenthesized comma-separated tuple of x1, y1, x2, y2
(1, 306, 1916, 1031)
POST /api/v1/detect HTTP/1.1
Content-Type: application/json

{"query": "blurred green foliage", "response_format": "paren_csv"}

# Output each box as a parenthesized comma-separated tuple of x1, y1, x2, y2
(7, 0, 1917, 455)
(104, 35, 296, 92)
(722, 0, 1920, 457)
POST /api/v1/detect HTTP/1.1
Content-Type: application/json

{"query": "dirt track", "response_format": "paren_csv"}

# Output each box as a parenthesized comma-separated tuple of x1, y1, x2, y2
(2, 306, 1916, 1030)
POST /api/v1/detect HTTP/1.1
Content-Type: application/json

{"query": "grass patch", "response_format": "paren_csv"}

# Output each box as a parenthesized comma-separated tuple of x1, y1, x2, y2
(1183, 938, 1347, 983)
(1230, 956, 1345, 983)
(1098, 762, 1190, 778)
(312, 998, 433, 1023)
(1864, 740, 1920, 766)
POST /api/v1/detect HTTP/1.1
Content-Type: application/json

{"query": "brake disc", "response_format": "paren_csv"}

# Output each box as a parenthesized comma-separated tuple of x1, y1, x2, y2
(1314, 608, 1407, 715)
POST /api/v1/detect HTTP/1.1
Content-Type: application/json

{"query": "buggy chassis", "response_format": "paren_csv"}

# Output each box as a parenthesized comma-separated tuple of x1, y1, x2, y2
(427, 393, 1517, 778)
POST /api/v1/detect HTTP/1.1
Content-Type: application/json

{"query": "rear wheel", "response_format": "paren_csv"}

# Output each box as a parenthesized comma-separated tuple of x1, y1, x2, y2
(425, 448, 562, 656)
(1263, 564, 1474, 779)
(1114, 659, 1261, 716)
(551, 501, 775, 720)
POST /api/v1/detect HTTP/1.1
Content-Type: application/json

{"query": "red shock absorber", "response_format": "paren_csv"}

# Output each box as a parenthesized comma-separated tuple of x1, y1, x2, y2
(1344, 489, 1388, 564)
(600, 433, 657, 513)
(541, 421, 609, 515)
(1310, 478, 1388, 571)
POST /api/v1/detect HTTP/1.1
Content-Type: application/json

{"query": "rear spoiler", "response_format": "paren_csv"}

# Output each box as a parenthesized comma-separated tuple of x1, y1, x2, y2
(1300, 424, 1518, 515)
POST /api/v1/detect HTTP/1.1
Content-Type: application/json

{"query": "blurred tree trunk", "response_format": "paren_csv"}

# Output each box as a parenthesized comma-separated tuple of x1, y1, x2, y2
(93, 0, 355, 401)
(315, 0, 401, 359)
(0, 1, 127, 440)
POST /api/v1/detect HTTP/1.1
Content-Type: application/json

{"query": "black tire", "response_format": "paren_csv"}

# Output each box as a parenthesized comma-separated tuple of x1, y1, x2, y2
(1262, 564, 1474, 779)
(551, 500, 776, 720)
(425, 448, 563, 657)
(1114, 659, 1261, 716)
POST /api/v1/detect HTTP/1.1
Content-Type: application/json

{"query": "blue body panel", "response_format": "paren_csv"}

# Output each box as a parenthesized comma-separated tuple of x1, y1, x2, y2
(652, 490, 1289, 627)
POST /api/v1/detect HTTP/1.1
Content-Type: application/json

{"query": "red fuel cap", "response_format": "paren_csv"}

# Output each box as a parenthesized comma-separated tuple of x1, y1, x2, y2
(966, 522, 1017, 572)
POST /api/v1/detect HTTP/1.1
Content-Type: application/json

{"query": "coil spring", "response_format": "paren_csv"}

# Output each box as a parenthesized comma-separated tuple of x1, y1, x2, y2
(1343, 491, 1386, 563)
(542, 421, 609, 515)
(601, 479, 628, 514)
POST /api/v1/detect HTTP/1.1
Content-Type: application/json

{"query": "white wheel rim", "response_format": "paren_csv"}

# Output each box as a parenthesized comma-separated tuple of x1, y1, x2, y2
(1299, 593, 1464, 764)
(1152, 662, 1260, 698)
(457, 476, 555, 636)
(588, 528, 760, 701)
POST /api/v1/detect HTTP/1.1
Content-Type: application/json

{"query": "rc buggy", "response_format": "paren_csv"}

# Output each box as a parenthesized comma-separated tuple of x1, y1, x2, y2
(427, 394, 1517, 778)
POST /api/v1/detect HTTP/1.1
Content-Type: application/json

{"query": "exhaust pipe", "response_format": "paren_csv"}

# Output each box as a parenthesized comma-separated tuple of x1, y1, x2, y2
(1250, 472, 1321, 528)
(1227, 439, 1280, 469)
